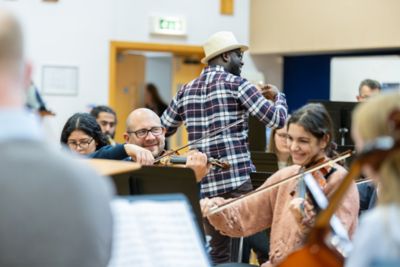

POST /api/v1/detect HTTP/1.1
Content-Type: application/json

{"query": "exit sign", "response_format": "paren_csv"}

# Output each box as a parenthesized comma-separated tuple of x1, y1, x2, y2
(150, 16, 187, 36)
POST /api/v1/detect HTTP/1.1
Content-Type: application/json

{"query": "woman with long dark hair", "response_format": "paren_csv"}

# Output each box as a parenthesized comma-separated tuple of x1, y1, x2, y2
(201, 103, 359, 267)
(61, 113, 108, 155)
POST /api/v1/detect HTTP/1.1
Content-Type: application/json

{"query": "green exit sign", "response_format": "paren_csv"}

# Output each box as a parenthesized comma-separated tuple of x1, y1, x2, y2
(151, 16, 187, 36)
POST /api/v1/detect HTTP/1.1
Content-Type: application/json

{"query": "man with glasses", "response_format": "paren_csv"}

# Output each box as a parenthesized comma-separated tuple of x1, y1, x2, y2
(123, 108, 209, 182)
(356, 79, 381, 102)
(161, 31, 288, 264)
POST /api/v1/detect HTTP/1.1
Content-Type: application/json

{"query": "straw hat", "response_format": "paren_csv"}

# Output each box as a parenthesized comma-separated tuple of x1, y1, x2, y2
(201, 31, 248, 64)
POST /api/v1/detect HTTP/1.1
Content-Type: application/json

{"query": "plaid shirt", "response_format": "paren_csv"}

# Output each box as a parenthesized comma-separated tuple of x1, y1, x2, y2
(161, 65, 288, 198)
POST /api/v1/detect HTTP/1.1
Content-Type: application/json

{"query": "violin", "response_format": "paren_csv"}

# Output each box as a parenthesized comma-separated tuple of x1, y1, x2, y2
(159, 155, 230, 170)
(302, 157, 335, 189)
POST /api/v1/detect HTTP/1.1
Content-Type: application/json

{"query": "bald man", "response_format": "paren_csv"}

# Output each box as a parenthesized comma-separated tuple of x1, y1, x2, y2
(123, 108, 209, 182)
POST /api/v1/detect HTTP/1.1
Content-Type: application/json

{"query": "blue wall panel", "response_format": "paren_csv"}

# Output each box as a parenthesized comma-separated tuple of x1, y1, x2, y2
(283, 55, 331, 112)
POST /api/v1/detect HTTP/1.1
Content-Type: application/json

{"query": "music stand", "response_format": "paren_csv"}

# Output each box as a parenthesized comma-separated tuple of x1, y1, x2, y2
(88, 159, 204, 238)
(128, 166, 204, 237)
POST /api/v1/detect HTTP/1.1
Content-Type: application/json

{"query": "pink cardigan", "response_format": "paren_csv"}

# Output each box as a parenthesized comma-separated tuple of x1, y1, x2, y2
(207, 164, 359, 266)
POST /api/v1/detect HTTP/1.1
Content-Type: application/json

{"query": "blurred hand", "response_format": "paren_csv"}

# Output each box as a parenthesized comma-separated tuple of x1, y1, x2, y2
(257, 83, 280, 102)
(185, 150, 211, 182)
(124, 144, 154, 165)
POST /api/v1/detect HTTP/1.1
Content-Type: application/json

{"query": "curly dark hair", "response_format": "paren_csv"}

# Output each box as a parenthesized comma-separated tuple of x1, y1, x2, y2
(60, 113, 108, 150)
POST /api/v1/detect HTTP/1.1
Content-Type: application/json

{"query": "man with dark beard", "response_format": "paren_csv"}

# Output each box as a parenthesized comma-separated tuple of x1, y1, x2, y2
(161, 31, 288, 264)
(90, 105, 117, 142)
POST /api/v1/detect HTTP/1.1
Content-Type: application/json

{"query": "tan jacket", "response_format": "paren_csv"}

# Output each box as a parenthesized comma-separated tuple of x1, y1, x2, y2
(207, 164, 359, 266)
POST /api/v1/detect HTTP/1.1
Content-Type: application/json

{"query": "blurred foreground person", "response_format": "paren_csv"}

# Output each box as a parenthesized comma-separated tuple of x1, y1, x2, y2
(346, 92, 400, 267)
(0, 7, 114, 267)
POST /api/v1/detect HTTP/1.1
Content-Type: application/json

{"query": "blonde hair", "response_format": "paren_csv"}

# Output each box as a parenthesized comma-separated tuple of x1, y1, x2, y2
(352, 91, 400, 204)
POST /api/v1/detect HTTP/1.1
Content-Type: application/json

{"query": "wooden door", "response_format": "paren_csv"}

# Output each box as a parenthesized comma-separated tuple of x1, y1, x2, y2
(169, 56, 203, 151)
(114, 54, 145, 143)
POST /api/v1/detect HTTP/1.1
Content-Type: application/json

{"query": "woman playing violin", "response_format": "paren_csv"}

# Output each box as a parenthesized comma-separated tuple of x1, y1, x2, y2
(201, 103, 359, 267)
(346, 92, 400, 267)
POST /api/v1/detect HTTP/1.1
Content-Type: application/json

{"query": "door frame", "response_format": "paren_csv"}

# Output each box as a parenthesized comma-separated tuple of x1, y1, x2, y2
(108, 41, 204, 108)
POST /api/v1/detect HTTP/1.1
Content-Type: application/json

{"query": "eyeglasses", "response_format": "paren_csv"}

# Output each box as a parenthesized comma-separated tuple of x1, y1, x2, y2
(67, 138, 94, 150)
(127, 126, 164, 138)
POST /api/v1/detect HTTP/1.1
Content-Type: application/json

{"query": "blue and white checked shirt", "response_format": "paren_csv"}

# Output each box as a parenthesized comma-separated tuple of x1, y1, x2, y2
(161, 65, 288, 198)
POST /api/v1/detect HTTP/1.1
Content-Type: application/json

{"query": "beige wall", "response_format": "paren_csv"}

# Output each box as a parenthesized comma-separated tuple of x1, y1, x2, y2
(250, 0, 400, 54)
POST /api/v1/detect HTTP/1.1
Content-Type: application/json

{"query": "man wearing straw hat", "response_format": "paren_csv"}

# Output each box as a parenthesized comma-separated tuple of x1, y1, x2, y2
(161, 31, 288, 263)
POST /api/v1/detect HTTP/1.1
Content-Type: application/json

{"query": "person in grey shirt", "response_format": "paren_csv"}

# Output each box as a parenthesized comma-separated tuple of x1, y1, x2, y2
(0, 7, 114, 267)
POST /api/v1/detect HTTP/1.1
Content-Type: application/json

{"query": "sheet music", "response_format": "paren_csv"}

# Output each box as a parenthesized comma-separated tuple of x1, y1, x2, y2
(108, 198, 210, 267)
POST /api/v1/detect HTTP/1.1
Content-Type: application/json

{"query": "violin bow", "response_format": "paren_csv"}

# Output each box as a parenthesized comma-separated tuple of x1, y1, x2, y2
(154, 118, 245, 164)
(355, 178, 373, 185)
(207, 150, 353, 215)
